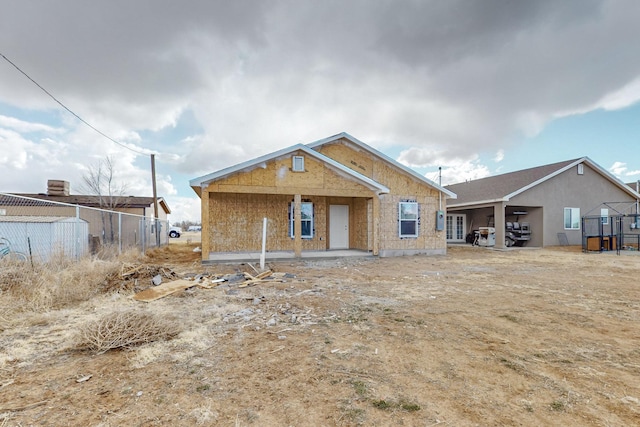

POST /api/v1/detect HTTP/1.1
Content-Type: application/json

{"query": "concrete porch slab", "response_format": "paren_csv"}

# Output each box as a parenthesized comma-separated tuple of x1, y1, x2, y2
(203, 249, 374, 264)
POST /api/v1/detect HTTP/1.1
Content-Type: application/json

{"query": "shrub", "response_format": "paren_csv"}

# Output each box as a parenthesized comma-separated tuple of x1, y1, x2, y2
(74, 310, 181, 355)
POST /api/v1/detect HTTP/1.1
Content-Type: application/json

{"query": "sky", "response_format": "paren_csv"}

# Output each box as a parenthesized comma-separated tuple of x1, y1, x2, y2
(1, 0, 640, 222)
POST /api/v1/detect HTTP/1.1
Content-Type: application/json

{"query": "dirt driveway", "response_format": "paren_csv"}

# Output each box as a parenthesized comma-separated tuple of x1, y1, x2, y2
(1, 245, 639, 426)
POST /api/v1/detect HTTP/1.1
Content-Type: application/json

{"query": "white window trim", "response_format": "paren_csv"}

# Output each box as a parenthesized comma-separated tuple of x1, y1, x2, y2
(600, 208, 609, 225)
(564, 207, 580, 230)
(292, 156, 305, 172)
(289, 202, 314, 238)
(398, 202, 419, 238)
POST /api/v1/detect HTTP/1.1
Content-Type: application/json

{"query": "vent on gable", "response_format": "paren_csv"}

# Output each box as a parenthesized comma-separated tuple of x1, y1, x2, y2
(577, 163, 584, 175)
(292, 156, 305, 172)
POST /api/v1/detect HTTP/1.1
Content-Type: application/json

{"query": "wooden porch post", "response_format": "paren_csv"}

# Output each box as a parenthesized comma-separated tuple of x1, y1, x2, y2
(201, 189, 210, 261)
(294, 194, 302, 257)
(372, 195, 380, 256)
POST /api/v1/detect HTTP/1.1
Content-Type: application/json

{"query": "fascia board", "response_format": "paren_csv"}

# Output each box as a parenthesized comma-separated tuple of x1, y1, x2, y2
(503, 156, 640, 201)
(503, 158, 586, 200)
(307, 132, 457, 199)
(447, 198, 508, 209)
(189, 144, 305, 189)
(189, 143, 390, 194)
(582, 157, 640, 199)
(300, 146, 390, 193)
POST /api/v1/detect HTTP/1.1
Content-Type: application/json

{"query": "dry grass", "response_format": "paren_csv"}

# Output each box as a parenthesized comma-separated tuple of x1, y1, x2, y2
(2, 246, 640, 426)
(0, 249, 149, 330)
(73, 309, 182, 355)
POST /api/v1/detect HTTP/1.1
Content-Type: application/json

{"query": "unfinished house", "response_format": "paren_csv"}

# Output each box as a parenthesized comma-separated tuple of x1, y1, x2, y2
(190, 133, 456, 262)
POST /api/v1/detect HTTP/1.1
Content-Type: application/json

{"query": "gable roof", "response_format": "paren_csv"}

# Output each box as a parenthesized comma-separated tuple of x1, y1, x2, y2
(189, 143, 391, 196)
(307, 132, 456, 199)
(446, 157, 640, 207)
(626, 181, 640, 192)
(3, 193, 171, 214)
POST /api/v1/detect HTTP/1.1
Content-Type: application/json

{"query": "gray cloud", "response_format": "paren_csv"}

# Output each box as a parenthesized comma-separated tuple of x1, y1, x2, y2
(2, 0, 640, 219)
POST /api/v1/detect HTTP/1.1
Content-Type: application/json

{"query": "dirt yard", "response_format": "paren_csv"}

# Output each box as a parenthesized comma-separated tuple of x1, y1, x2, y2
(1, 244, 639, 426)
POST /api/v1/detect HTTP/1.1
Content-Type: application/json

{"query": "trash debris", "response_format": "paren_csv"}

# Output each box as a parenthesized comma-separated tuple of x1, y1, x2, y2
(76, 375, 92, 383)
(133, 279, 198, 302)
(131, 268, 296, 302)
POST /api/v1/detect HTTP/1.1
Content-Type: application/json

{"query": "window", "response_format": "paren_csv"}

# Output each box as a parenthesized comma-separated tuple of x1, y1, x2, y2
(600, 208, 609, 225)
(292, 156, 305, 172)
(577, 163, 584, 175)
(289, 202, 313, 238)
(399, 202, 419, 237)
(564, 207, 580, 230)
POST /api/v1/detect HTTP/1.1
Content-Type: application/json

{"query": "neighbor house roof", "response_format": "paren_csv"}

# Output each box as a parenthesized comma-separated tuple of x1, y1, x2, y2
(307, 132, 457, 199)
(3, 194, 171, 214)
(626, 181, 640, 191)
(446, 157, 640, 208)
(189, 143, 391, 196)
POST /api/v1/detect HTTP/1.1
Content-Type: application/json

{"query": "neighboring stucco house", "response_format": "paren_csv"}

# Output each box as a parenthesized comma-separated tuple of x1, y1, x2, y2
(445, 157, 640, 248)
(189, 133, 456, 261)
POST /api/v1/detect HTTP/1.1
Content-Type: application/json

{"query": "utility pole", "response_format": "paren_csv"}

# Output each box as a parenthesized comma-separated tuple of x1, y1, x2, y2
(151, 154, 160, 247)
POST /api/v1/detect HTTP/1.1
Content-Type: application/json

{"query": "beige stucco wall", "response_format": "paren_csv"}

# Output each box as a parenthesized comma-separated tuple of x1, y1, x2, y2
(451, 162, 638, 248)
(510, 163, 636, 246)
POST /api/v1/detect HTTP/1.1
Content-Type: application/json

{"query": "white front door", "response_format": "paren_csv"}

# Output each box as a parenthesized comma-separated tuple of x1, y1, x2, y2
(329, 205, 349, 249)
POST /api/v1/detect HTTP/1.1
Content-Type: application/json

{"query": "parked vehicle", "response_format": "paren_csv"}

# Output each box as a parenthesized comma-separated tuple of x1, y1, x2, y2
(505, 221, 531, 247)
(169, 226, 182, 238)
(187, 225, 201, 232)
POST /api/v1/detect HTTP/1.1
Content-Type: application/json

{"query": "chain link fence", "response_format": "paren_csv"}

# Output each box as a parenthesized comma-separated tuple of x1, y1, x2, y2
(0, 192, 169, 264)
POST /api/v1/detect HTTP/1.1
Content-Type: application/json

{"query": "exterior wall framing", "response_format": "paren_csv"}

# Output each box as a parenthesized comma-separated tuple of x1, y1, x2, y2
(192, 135, 451, 260)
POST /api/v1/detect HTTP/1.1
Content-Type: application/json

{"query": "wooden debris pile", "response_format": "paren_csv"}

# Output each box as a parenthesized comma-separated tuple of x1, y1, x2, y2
(103, 263, 179, 293)
(133, 270, 296, 302)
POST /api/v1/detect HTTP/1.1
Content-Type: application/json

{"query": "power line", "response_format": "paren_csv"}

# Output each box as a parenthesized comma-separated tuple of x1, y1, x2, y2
(0, 52, 152, 155)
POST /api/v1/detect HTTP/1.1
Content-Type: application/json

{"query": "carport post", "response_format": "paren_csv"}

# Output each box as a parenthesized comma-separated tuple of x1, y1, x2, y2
(494, 202, 506, 249)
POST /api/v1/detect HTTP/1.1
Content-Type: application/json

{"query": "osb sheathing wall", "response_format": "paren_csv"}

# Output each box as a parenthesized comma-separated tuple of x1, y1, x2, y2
(204, 152, 377, 253)
(208, 194, 371, 253)
(315, 139, 446, 252)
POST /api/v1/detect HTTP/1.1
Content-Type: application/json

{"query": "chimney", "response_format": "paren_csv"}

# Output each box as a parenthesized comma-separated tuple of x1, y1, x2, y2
(47, 180, 70, 196)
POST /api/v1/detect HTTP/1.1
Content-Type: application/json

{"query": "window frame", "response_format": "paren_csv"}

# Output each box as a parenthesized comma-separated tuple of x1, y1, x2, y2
(564, 207, 581, 230)
(600, 208, 609, 225)
(398, 201, 419, 238)
(289, 202, 314, 238)
(292, 156, 305, 172)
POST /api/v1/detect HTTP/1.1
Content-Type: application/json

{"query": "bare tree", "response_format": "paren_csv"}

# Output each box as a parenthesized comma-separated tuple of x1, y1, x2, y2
(80, 156, 129, 244)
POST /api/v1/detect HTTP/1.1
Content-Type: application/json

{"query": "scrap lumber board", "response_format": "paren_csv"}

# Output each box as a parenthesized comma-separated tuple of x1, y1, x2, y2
(239, 270, 272, 288)
(133, 279, 196, 302)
